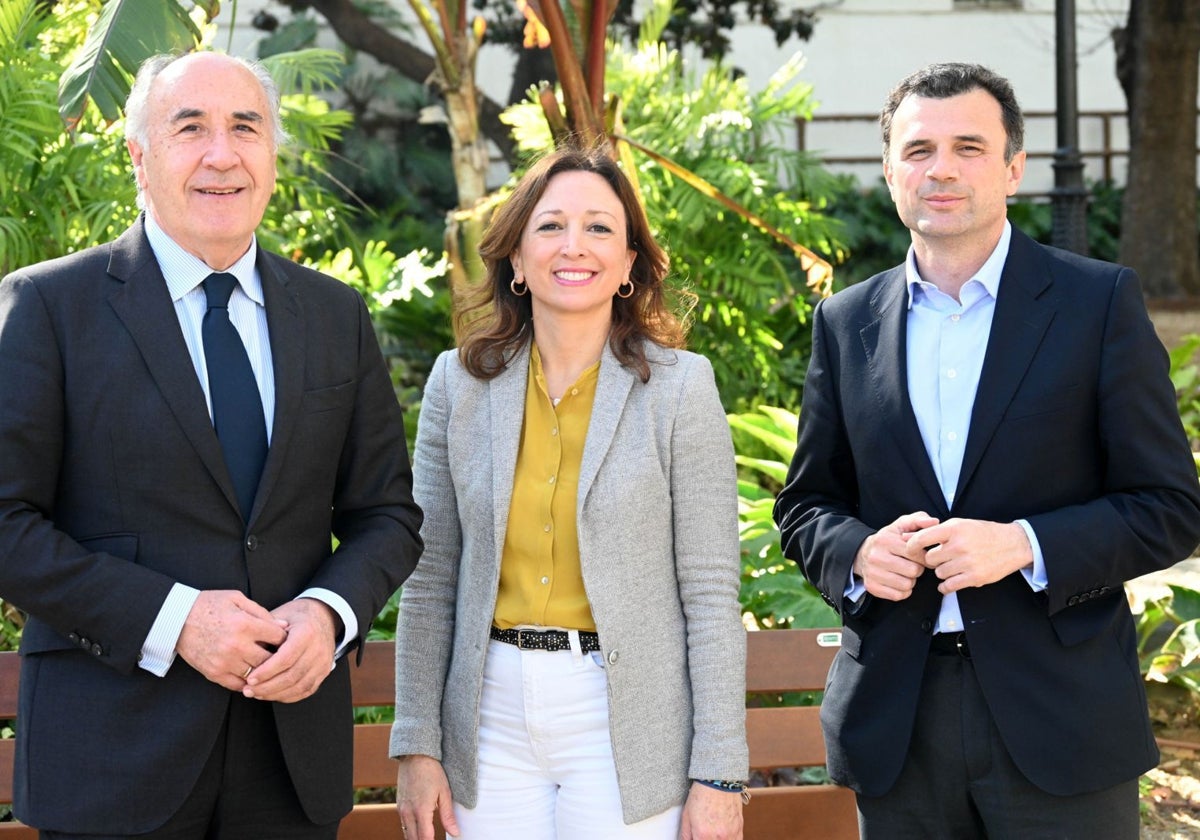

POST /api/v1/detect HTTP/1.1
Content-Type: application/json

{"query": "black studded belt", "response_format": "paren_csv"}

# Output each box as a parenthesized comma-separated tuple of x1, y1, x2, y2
(929, 631, 971, 659)
(490, 625, 601, 653)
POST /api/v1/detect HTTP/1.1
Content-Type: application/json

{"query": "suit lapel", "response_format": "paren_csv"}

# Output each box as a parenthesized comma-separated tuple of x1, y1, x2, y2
(578, 342, 635, 509)
(862, 269, 948, 515)
(490, 342, 530, 551)
(104, 221, 236, 509)
(252, 253, 304, 522)
(955, 228, 1055, 504)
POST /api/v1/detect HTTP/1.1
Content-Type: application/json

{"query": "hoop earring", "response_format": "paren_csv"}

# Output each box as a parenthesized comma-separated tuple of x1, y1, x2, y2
(510, 276, 528, 297)
(616, 280, 634, 299)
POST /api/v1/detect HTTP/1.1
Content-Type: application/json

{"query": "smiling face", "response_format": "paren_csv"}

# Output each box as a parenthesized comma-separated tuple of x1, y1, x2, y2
(126, 53, 278, 270)
(883, 88, 1025, 253)
(510, 170, 636, 329)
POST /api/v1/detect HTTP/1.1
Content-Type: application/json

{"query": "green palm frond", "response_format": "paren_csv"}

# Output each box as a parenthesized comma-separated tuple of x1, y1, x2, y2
(58, 0, 210, 130)
(260, 48, 346, 99)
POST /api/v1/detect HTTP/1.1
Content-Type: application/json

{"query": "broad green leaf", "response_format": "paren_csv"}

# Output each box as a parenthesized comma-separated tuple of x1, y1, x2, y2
(58, 0, 204, 130)
(734, 455, 788, 485)
(728, 413, 797, 460)
(1175, 620, 1200, 667)
(1169, 584, 1200, 622)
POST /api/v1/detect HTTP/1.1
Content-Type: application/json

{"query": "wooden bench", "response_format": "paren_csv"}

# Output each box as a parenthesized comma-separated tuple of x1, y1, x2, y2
(1, 628, 856, 839)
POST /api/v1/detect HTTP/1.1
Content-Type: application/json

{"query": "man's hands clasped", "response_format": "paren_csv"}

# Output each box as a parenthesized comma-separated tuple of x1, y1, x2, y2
(854, 513, 1034, 602)
(177, 590, 340, 702)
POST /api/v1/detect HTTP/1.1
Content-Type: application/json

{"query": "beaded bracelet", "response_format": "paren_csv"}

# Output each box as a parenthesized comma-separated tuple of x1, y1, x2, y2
(693, 779, 752, 804)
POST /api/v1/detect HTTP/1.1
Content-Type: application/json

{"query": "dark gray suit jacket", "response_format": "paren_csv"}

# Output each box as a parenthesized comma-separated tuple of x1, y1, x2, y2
(775, 226, 1200, 798)
(0, 218, 423, 832)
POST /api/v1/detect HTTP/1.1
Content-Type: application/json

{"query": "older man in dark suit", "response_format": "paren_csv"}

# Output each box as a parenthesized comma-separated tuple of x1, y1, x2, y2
(0, 52, 422, 838)
(774, 63, 1200, 839)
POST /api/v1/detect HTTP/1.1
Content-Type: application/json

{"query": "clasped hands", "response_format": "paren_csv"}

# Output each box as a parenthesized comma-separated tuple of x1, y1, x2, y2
(176, 590, 339, 702)
(854, 511, 1034, 602)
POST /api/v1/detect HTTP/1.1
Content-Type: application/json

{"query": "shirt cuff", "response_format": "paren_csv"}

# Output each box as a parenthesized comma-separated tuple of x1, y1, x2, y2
(1016, 519, 1047, 592)
(844, 571, 867, 605)
(298, 587, 358, 659)
(139, 583, 200, 677)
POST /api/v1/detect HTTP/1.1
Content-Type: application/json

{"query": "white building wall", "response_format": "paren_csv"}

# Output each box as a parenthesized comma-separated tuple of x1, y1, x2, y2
(219, 0, 1193, 194)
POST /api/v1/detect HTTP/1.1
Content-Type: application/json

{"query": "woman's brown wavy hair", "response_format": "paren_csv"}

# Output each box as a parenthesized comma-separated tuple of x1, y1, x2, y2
(456, 144, 691, 382)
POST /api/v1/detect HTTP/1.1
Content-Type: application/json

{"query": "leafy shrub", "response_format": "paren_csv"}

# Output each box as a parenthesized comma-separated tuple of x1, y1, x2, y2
(728, 405, 836, 629)
(1136, 583, 1200, 698)
(1168, 334, 1200, 453)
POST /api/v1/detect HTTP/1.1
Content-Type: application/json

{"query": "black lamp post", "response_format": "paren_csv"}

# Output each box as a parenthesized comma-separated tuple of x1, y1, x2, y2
(1050, 0, 1089, 254)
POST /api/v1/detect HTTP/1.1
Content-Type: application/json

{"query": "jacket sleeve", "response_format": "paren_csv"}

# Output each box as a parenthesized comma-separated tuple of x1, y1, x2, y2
(306, 287, 424, 644)
(0, 272, 176, 672)
(773, 297, 874, 617)
(672, 354, 750, 781)
(390, 350, 460, 759)
(1025, 267, 1200, 615)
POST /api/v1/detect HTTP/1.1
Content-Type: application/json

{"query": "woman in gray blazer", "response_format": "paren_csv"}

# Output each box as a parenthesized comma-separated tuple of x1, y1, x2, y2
(390, 146, 748, 840)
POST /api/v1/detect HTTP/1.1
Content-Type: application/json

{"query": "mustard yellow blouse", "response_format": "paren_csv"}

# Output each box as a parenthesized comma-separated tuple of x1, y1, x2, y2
(493, 343, 598, 632)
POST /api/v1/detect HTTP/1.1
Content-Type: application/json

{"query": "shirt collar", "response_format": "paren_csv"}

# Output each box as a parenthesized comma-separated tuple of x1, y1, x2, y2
(144, 213, 263, 305)
(905, 220, 1012, 309)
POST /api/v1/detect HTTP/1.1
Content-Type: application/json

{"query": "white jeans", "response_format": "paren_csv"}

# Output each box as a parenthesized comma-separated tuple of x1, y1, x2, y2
(454, 638, 683, 840)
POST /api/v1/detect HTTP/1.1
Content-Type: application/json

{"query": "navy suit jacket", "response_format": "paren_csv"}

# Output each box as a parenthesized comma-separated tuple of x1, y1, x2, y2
(0, 219, 423, 832)
(775, 226, 1200, 797)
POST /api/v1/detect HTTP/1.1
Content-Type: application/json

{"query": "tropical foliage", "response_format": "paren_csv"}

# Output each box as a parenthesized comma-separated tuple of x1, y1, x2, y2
(0, 0, 133, 275)
(1137, 583, 1200, 697)
(727, 405, 836, 629)
(1168, 334, 1200, 454)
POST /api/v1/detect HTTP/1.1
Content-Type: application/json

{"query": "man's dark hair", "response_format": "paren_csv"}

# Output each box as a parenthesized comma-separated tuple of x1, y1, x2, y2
(880, 62, 1024, 163)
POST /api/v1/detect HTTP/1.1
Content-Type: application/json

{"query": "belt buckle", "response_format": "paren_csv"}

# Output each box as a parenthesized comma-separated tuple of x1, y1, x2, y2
(515, 629, 528, 650)
(955, 632, 970, 659)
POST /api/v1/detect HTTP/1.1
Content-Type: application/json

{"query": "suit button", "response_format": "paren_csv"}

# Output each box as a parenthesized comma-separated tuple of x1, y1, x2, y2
(68, 632, 80, 644)
(245, 535, 259, 551)
(607, 650, 619, 666)
(79, 637, 91, 649)
(1068, 595, 1080, 606)
(90, 643, 103, 657)
(920, 619, 934, 633)
(1079, 592, 1091, 603)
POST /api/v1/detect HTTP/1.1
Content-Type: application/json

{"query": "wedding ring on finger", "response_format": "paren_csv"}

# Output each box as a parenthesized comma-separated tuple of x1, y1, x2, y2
(241, 664, 253, 680)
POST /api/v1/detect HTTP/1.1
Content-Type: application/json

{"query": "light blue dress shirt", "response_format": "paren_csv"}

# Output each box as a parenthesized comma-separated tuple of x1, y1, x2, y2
(137, 215, 356, 676)
(848, 222, 1046, 632)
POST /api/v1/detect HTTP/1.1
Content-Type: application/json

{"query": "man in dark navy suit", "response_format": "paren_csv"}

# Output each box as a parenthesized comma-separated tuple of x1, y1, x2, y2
(775, 63, 1200, 839)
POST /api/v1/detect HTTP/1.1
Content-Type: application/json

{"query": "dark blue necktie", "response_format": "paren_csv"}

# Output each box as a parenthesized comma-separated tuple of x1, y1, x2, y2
(202, 273, 268, 519)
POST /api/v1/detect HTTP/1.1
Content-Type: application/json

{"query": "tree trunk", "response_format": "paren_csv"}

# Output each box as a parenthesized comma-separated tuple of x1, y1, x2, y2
(1115, 0, 1200, 298)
